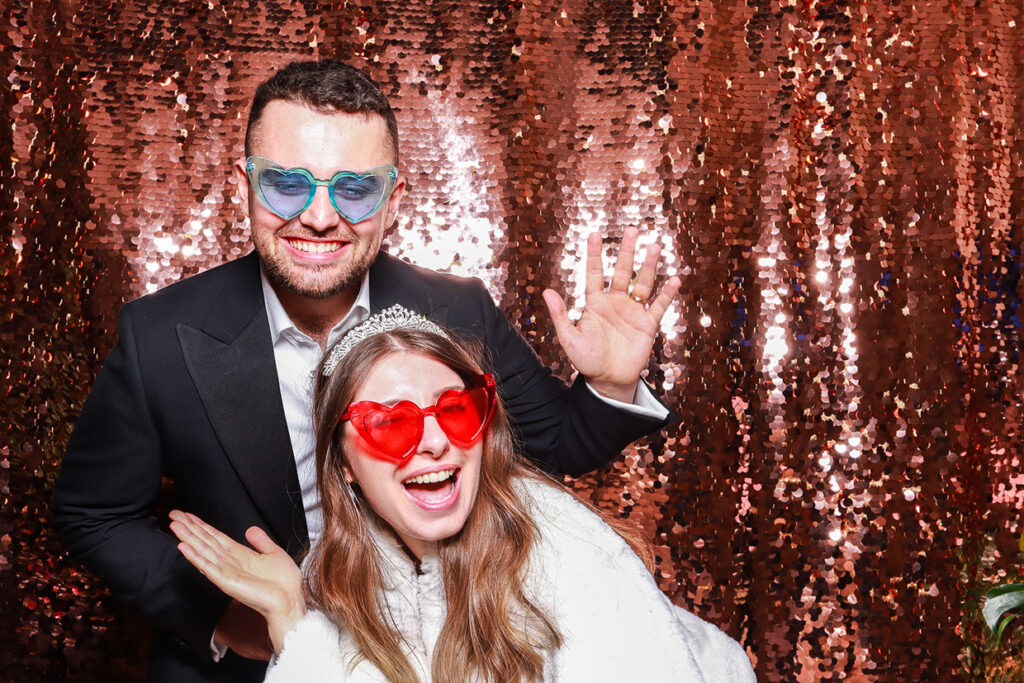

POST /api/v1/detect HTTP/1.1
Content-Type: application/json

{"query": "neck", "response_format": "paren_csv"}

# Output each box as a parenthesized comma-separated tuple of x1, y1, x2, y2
(399, 539, 434, 571)
(273, 283, 357, 348)
(388, 527, 433, 566)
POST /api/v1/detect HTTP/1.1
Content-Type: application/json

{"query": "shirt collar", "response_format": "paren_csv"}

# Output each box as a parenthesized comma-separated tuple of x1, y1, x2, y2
(260, 268, 372, 346)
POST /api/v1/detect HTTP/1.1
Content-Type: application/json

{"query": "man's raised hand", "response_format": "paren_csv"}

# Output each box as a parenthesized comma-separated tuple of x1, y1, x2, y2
(542, 227, 680, 403)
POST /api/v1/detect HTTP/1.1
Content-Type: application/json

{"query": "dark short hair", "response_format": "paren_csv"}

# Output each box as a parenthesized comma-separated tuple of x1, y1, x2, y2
(245, 60, 399, 163)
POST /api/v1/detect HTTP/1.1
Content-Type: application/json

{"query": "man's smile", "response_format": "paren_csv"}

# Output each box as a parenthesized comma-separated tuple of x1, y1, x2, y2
(281, 237, 351, 260)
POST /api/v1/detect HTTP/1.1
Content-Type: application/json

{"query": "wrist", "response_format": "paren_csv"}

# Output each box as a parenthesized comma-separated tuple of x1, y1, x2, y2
(586, 378, 637, 404)
(267, 597, 307, 655)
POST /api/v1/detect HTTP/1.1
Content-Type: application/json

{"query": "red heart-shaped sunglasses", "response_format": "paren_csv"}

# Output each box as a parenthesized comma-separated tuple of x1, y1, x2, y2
(339, 373, 497, 465)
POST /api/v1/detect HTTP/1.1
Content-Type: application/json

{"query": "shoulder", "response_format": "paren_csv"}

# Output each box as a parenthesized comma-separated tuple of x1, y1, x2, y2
(123, 253, 259, 318)
(370, 251, 488, 298)
(282, 608, 339, 645)
(125, 253, 258, 313)
(512, 476, 653, 589)
(515, 476, 625, 552)
(369, 251, 500, 340)
(512, 476, 656, 607)
(515, 478, 757, 682)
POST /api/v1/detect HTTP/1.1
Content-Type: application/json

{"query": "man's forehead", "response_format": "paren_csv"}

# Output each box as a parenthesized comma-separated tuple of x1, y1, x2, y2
(255, 99, 385, 125)
(249, 101, 394, 166)
(250, 102, 386, 138)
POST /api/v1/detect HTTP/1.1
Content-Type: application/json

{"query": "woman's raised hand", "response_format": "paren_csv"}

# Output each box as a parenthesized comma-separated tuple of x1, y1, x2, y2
(169, 510, 306, 654)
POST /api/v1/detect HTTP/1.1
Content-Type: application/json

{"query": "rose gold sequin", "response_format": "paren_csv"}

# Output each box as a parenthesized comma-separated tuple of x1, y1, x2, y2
(3, 1, 1022, 679)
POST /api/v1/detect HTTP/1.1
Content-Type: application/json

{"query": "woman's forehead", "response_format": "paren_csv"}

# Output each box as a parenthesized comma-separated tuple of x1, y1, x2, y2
(354, 351, 463, 403)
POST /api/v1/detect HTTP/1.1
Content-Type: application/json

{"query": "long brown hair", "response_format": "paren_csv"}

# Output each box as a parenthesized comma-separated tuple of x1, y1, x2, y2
(306, 328, 562, 682)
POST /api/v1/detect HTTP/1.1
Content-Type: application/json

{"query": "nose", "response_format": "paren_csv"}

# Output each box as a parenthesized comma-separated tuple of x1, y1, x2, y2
(417, 415, 450, 459)
(298, 184, 342, 232)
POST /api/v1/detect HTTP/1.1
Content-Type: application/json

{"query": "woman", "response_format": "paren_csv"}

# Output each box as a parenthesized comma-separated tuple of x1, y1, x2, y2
(170, 305, 755, 682)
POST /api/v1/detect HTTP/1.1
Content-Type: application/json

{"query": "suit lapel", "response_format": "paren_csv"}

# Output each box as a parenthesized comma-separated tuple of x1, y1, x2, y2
(177, 254, 308, 553)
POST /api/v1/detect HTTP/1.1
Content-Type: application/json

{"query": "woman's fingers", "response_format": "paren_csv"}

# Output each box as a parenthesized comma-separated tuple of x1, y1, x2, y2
(245, 526, 285, 556)
(173, 532, 236, 590)
(169, 510, 219, 550)
(169, 517, 224, 565)
(180, 511, 245, 554)
(169, 510, 260, 579)
(174, 538, 202, 569)
(173, 529, 257, 594)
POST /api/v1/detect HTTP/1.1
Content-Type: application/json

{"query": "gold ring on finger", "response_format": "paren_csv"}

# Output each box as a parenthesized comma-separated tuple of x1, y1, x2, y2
(629, 293, 647, 304)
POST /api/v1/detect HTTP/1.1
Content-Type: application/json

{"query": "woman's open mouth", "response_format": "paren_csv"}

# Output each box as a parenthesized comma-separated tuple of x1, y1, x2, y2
(401, 467, 461, 511)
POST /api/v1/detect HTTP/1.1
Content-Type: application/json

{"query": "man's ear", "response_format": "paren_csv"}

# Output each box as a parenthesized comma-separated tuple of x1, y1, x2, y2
(383, 176, 406, 232)
(234, 159, 251, 219)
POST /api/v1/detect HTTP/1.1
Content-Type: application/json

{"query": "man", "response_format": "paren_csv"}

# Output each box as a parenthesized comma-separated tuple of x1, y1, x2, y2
(53, 61, 680, 682)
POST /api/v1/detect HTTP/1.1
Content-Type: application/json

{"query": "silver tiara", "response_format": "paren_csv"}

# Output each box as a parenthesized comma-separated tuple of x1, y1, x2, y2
(321, 304, 449, 377)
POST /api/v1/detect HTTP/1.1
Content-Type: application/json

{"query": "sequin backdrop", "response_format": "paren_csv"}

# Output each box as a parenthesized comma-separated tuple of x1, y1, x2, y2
(2, 1, 1022, 680)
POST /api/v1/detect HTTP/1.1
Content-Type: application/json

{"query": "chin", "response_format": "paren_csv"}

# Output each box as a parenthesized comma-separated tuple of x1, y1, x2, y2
(265, 261, 364, 299)
(408, 511, 473, 548)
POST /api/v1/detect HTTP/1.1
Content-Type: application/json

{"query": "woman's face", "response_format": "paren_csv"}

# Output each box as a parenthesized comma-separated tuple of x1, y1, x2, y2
(342, 351, 484, 558)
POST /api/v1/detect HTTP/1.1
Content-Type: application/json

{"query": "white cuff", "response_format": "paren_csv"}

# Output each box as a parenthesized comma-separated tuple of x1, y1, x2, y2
(584, 380, 669, 421)
(210, 634, 228, 662)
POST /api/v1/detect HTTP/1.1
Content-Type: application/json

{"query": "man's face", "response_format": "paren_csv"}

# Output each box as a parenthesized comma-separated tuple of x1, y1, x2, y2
(236, 100, 405, 300)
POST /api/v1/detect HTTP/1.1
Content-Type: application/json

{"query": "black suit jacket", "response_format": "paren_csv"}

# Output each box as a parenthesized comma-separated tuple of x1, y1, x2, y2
(53, 250, 671, 682)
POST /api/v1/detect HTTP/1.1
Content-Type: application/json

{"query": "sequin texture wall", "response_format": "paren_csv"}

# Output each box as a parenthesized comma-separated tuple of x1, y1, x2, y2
(2, 1, 1022, 680)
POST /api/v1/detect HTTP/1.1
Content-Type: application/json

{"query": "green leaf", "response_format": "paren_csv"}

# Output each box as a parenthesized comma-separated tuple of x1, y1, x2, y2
(987, 583, 1024, 599)
(983, 584, 1024, 632)
(994, 612, 1018, 646)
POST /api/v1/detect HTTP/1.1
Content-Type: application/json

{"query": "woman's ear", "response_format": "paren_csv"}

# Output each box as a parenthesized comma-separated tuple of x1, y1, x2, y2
(342, 463, 355, 485)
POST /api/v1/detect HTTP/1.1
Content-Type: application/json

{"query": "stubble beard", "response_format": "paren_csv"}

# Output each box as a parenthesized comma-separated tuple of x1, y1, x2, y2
(254, 231, 381, 300)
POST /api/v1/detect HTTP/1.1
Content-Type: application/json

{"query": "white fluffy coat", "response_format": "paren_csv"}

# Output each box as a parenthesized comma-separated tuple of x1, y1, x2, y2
(266, 477, 756, 682)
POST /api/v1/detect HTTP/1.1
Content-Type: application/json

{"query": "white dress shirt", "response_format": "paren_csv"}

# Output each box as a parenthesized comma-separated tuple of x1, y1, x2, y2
(260, 271, 372, 545)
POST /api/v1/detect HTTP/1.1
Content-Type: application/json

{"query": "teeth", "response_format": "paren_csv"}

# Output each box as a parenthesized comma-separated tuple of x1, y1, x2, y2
(404, 469, 456, 485)
(287, 239, 343, 254)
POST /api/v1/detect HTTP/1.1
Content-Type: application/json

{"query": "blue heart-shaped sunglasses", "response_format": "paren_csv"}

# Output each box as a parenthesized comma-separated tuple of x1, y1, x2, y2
(245, 156, 399, 223)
